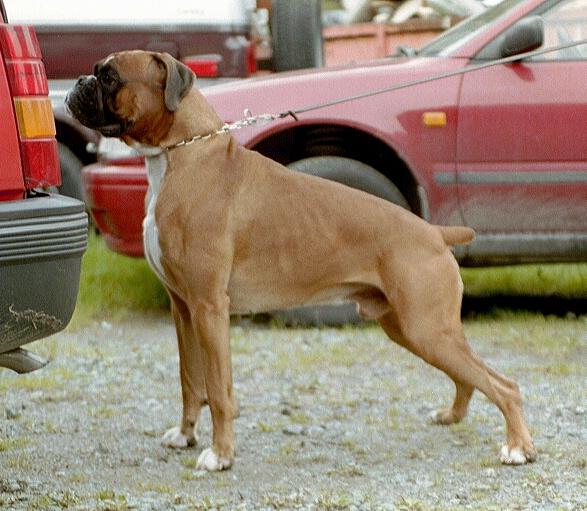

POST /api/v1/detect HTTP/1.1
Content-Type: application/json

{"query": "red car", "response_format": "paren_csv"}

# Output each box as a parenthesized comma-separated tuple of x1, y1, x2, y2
(0, 5, 87, 372)
(84, 0, 587, 265)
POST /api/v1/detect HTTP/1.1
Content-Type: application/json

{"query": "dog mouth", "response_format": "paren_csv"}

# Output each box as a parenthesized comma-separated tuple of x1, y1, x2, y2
(65, 75, 128, 137)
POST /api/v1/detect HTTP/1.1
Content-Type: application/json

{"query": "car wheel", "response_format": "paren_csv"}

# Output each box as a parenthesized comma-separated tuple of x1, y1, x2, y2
(271, 0, 323, 72)
(273, 156, 410, 327)
(57, 143, 84, 202)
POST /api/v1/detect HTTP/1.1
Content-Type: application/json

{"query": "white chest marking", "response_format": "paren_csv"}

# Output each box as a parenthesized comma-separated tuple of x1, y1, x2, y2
(142, 150, 169, 286)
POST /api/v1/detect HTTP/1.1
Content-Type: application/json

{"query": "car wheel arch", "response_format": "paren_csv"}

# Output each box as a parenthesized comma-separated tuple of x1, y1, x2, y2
(249, 122, 423, 215)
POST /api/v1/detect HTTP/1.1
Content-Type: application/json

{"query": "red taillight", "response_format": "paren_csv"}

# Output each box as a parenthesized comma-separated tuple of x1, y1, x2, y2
(183, 54, 222, 78)
(246, 42, 257, 76)
(0, 24, 60, 189)
(19, 139, 59, 188)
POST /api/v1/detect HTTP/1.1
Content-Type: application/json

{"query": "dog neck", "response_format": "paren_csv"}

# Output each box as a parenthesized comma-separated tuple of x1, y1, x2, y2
(161, 89, 225, 148)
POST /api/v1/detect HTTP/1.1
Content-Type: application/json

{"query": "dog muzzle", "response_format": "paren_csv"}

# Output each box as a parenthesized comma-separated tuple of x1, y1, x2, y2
(65, 75, 127, 137)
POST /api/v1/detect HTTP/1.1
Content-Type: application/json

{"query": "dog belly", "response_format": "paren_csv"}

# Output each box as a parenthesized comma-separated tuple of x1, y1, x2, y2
(227, 273, 371, 315)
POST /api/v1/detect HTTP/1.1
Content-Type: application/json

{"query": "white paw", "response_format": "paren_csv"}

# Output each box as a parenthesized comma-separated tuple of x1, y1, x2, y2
(161, 426, 196, 448)
(429, 410, 441, 424)
(500, 445, 529, 465)
(196, 447, 233, 471)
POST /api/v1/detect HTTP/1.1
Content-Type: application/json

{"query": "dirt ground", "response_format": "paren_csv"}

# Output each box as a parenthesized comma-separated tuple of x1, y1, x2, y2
(1, 312, 586, 510)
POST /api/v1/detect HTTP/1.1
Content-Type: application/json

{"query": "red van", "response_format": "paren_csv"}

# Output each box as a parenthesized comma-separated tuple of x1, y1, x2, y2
(0, 4, 87, 373)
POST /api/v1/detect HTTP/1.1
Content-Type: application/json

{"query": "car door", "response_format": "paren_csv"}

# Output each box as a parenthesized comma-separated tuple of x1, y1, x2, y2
(456, 0, 587, 261)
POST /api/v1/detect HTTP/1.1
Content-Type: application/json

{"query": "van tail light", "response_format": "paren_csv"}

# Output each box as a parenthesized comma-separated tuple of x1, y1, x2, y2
(0, 24, 60, 190)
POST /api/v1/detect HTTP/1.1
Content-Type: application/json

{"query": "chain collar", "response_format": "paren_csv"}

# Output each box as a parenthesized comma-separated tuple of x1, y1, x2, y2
(163, 109, 296, 153)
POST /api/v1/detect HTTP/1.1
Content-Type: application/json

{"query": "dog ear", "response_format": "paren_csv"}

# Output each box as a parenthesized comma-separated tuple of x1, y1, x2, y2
(154, 53, 194, 112)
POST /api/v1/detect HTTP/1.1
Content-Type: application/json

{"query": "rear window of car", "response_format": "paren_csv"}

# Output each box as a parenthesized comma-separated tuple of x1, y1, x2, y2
(5, 0, 252, 26)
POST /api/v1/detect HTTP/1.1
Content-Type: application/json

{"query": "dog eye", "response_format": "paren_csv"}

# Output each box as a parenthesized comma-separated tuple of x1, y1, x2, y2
(98, 69, 118, 89)
(102, 73, 116, 86)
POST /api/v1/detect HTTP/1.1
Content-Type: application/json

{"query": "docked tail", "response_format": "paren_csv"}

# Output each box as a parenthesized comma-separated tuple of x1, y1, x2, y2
(438, 225, 475, 246)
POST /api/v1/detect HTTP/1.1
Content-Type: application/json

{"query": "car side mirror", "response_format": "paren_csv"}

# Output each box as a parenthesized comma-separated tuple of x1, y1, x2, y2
(500, 16, 544, 58)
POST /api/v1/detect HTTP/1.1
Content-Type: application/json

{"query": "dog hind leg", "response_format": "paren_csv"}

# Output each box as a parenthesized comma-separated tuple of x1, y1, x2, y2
(377, 258, 536, 464)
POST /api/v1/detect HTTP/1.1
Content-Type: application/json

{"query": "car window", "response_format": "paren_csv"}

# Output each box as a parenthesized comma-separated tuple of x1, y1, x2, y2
(419, 0, 528, 56)
(531, 0, 587, 60)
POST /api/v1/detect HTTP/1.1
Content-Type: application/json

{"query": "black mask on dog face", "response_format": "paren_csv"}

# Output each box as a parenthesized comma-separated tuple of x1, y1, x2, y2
(65, 64, 128, 137)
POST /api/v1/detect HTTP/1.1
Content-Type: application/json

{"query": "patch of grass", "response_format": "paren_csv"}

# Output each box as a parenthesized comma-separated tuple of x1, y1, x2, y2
(461, 263, 587, 297)
(179, 469, 198, 481)
(327, 464, 365, 477)
(133, 482, 175, 494)
(0, 437, 29, 452)
(258, 420, 282, 433)
(91, 406, 117, 419)
(180, 455, 199, 469)
(6, 453, 33, 470)
(29, 491, 80, 509)
(315, 492, 353, 510)
(0, 366, 74, 392)
(95, 490, 131, 511)
(464, 313, 586, 355)
(289, 412, 312, 425)
(68, 473, 87, 484)
(279, 440, 299, 457)
(261, 492, 308, 510)
(96, 489, 117, 501)
(529, 362, 581, 376)
(73, 232, 169, 324)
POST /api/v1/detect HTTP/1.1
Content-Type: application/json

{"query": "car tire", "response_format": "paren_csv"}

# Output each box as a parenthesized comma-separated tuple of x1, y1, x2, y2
(57, 143, 85, 202)
(271, 0, 323, 72)
(273, 156, 410, 327)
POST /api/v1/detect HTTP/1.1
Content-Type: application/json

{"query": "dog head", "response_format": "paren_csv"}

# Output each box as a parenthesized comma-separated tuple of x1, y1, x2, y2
(65, 51, 194, 145)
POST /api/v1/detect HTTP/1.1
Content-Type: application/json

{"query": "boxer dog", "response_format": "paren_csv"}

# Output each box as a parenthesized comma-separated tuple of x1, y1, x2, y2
(66, 50, 536, 471)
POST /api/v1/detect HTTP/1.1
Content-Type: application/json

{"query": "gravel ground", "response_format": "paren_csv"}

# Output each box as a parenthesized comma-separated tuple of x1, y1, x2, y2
(1, 312, 586, 510)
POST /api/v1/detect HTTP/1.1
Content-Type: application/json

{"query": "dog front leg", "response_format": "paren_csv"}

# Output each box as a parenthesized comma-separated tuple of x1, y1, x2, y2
(193, 294, 236, 471)
(162, 293, 208, 449)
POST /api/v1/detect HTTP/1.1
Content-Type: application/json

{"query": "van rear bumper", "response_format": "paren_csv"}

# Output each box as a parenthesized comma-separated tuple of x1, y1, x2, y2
(0, 193, 88, 355)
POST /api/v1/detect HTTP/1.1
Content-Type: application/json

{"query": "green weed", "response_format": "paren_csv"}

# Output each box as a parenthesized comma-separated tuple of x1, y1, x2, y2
(73, 232, 169, 324)
(0, 437, 29, 452)
(461, 263, 587, 297)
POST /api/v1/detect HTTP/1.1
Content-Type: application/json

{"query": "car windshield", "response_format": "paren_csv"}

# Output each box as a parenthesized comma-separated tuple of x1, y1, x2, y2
(418, 0, 529, 56)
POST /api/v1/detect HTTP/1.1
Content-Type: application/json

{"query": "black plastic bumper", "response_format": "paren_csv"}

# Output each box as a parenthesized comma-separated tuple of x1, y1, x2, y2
(0, 194, 88, 355)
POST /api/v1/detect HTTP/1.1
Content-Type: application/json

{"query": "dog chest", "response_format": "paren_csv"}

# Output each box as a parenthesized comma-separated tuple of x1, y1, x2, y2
(143, 152, 168, 285)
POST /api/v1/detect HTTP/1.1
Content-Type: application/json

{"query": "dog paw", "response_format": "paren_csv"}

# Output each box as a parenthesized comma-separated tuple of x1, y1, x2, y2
(429, 408, 460, 425)
(196, 447, 233, 471)
(161, 426, 196, 449)
(500, 444, 536, 465)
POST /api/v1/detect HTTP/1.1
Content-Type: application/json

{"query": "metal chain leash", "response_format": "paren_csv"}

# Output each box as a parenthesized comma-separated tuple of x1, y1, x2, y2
(165, 109, 296, 151)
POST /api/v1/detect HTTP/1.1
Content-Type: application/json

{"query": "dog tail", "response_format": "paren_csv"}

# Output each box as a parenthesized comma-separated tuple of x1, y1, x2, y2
(437, 225, 476, 246)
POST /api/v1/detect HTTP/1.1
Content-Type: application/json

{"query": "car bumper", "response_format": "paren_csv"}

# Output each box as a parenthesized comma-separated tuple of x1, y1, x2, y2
(82, 161, 147, 257)
(0, 194, 88, 355)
